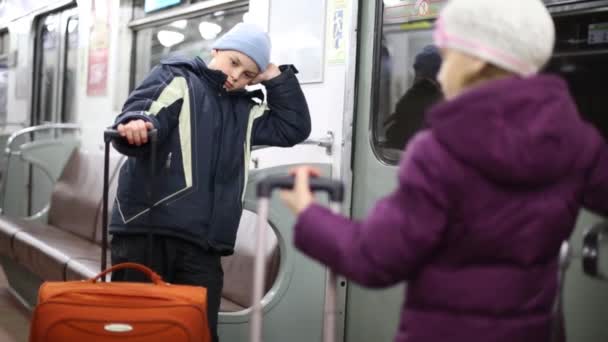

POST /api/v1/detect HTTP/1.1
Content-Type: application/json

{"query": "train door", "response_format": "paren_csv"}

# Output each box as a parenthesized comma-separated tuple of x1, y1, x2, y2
(34, 12, 60, 126)
(25, 7, 80, 218)
(32, 7, 79, 126)
(545, 2, 608, 341)
(347, 1, 446, 340)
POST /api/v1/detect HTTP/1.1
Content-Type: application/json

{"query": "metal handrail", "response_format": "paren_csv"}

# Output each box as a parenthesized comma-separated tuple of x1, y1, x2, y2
(20, 156, 56, 222)
(252, 131, 335, 155)
(5, 123, 81, 154)
(0, 124, 81, 216)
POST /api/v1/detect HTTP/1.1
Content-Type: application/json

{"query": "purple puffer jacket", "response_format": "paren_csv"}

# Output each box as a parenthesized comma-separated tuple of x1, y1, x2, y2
(294, 75, 608, 342)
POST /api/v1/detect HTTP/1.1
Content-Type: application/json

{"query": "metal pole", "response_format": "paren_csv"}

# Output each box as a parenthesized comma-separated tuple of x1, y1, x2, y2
(323, 202, 341, 342)
(250, 198, 270, 342)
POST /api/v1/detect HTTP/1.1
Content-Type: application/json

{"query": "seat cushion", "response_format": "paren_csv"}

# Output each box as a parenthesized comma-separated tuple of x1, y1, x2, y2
(220, 297, 246, 312)
(12, 221, 101, 281)
(0, 216, 25, 258)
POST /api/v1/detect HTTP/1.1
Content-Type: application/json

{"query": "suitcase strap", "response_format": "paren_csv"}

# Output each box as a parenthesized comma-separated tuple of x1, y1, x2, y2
(90, 262, 163, 285)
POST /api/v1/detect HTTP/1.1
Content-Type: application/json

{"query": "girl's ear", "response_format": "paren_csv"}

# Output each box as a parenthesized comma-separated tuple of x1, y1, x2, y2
(461, 57, 491, 88)
(211, 49, 219, 57)
(463, 57, 488, 82)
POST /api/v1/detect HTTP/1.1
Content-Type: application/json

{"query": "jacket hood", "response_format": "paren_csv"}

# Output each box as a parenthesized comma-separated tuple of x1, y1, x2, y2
(428, 75, 589, 185)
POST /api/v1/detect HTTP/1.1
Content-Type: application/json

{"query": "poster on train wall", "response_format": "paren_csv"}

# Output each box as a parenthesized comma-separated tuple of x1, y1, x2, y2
(87, 0, 111, 96)
(383, 0, 448, 24)
(327, 0, 349, 65)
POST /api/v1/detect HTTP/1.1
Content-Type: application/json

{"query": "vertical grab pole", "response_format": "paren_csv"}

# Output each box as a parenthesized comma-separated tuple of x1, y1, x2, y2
(323, 202, 341, 342)
(101, 135, 111, 281)
(250, 197, 270, 342)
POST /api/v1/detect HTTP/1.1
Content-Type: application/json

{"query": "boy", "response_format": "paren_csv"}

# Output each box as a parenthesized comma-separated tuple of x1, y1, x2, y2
(109, 23, 311, 342)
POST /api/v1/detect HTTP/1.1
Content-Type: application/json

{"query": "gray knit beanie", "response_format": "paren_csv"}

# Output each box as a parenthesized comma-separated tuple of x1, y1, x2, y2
(433, 0, 555, 76)
(212, 23, 271, 72)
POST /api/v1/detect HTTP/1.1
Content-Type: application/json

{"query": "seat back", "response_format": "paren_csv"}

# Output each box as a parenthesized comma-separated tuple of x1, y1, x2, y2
(48, 150, 123, 242)
(220, 210, 280, 311)
(94, 155, 125, 245)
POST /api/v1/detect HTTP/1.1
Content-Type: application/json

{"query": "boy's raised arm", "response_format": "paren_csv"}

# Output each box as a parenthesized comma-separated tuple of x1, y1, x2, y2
(251, 65, 311, 147)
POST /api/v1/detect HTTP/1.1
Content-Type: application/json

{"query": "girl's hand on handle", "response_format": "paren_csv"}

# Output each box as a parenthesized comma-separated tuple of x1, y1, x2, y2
(117, 120, 155, 146)
(280, 166, 321, 214)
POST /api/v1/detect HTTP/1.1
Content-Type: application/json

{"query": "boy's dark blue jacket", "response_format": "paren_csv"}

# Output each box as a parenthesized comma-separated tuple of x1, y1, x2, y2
(109, 56, 311, 255)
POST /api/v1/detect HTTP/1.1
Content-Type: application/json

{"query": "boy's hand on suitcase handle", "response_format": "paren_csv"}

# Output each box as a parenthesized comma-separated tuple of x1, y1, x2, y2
(117, 120, 155, 146)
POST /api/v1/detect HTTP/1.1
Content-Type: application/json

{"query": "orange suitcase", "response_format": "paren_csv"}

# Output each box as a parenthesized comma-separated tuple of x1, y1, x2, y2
(29, 262, 211, 342)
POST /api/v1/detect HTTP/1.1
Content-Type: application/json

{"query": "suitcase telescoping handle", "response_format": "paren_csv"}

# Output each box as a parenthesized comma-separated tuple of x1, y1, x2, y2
(101, 128, 158, 281)
(256, 176, 345, 202)
(251, 175, 344, 342)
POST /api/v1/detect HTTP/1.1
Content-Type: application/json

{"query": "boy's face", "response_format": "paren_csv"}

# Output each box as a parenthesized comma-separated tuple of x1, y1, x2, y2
(208, 49, 260, 91)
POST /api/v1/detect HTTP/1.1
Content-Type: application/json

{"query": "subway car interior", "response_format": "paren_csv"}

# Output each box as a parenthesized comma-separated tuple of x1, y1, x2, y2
(1, 0, 608, 341)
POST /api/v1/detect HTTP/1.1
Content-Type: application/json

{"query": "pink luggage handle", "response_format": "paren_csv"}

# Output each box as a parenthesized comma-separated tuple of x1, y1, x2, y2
(252, 175, 344, 342)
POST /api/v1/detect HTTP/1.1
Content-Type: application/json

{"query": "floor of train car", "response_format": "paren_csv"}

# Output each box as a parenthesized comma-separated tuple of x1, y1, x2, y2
(0, 266, 30, 342)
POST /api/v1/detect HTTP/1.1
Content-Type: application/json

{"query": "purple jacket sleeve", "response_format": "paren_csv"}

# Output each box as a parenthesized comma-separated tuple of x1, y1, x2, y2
(294, 132, 450, 288)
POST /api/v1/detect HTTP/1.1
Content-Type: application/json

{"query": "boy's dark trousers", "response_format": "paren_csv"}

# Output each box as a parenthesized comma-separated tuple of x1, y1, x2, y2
(110, 234, 223, 342)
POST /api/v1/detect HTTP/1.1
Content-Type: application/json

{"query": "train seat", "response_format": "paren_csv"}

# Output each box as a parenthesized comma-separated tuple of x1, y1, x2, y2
(0, 149, 123, 281)
(0, 147, 282, 313)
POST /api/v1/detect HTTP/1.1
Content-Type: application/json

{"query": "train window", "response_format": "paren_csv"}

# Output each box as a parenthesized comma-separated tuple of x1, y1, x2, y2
(547, 10, 608, 141)
(38, 13, 61, 124)
(133, 5, 247, 85)
(33, 8, 78, 126)
(132, 0, 233, 20)
(0, 30, 8, 124)
(0, 31, 8, 55)
(371, 1, 446, 164)
(63, 16, 79, 123)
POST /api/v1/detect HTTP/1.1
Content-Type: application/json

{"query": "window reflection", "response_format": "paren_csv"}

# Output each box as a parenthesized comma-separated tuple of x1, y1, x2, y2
(384, 44, 442, 150)
(134, 6, 247, 84)
(371, 0, 445, 164)
(373, 19, 444, 164)
(63, 16, 79, 123)
(0, 31, 8, 123)
(39, 14, 60, 124)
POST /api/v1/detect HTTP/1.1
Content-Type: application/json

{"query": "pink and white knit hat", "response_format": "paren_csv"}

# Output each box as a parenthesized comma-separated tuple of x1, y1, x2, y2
(433, 0, 555, 77)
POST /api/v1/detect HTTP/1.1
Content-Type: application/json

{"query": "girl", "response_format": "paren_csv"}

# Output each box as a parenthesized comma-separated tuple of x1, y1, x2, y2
(281, 0, 608, 341)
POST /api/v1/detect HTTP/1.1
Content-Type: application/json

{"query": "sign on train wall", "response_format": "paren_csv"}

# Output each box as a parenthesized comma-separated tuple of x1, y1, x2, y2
(383, 0, 447, 24)
(87, 0, 110, 96)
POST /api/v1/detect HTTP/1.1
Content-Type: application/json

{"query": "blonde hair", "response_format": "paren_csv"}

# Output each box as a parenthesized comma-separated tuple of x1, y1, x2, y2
(465, 63, 516, 89)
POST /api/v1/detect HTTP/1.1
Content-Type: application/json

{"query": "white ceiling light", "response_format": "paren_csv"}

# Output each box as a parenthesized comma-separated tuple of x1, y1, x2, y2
(169, 19, 187, 30)
(157, 30, 185, 47)
(242, 12, 251, 23)
(198, 22, 222, 40)
(67, 19, 78, 33)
